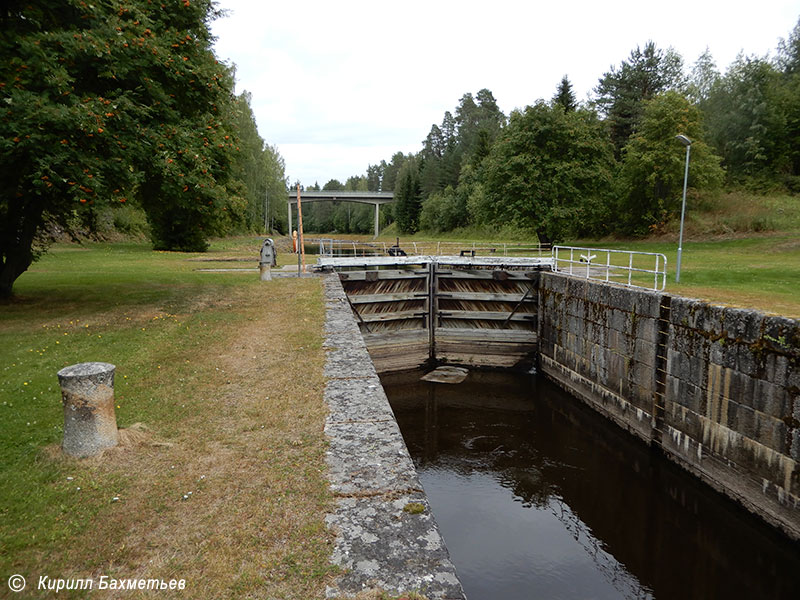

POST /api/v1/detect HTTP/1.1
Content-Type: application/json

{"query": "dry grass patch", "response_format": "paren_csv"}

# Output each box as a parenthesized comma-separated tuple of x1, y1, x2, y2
(10, 277, 336, 598)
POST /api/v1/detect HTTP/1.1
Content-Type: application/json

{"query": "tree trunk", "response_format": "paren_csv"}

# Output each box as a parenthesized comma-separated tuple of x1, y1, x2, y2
(0, 209, 39, 299)
(0, 250, 34, 299)
(536, 228, 553, 248)
(1, 193, 44, 299)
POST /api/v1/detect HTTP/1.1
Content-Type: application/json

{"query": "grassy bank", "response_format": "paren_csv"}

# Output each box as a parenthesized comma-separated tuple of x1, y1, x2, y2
(574, 235, 800, 318)
(1, 240, 335, 598)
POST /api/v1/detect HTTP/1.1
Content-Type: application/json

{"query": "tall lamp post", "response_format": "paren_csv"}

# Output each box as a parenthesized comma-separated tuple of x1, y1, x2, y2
(675, 134, 692, 283)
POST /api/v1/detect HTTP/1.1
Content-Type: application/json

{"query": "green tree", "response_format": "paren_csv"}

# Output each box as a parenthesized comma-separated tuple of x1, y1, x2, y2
(419, 185, 469, 233)
(687, 48, 720, 104)
(420, 90, 505, 199)
(617, 91, 724, 235)
(553, 75, 578, 112)
(777, 17, 800, 75)
(341, 176, 371, 233)
(420, 123, 449, 196)
(394, 157, 422, 234)
(454, 89, 505, 172)
(595, 42, 686, 154)
(420, 113, 459, 196)
(262, 144, 287, 233)
(322, 179, 345, 191)
(229, 92, 286, 233)
(478, 102, 616, 244)
(380, 152, 408, 192)
(777, 18, 800, 183)
(703, 54, 784, 180)
(0, 0, 238, 297)
(231, 91, 263, 230)
(344, 175, 368, 191)
(366, 163, 383, 191)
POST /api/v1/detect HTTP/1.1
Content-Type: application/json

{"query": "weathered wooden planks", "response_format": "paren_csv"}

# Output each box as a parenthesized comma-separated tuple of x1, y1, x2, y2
(362, 330, 429, 372)
(334, 259, 548, 373)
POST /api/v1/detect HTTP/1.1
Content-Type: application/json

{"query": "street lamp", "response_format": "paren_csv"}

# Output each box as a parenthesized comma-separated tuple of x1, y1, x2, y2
(675, 134, 692, 283)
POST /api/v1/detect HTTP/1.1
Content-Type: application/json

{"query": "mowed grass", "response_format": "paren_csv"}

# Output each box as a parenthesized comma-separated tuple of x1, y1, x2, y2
(0, 239, 335, 598)
(577, 235, 800, 318)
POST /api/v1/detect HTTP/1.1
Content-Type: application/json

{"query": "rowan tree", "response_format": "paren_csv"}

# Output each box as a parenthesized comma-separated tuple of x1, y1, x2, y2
(0, 0, 240, 297)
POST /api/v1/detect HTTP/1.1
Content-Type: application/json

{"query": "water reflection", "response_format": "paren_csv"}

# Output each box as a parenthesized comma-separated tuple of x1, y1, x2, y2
(382, 370, 800, 600)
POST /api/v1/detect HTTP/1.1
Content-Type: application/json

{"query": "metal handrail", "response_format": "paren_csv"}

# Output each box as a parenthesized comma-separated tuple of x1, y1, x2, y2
(313, 238, 550, 258)
(552, 246, 667, 292)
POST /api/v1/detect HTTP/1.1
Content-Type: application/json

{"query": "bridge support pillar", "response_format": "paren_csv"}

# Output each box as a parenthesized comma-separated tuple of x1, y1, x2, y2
(374, 203, 380, 238)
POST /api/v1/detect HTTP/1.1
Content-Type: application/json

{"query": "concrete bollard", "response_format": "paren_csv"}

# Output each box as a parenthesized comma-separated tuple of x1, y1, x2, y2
(57, 362, 119, 458)
(259, 263, 272, 281)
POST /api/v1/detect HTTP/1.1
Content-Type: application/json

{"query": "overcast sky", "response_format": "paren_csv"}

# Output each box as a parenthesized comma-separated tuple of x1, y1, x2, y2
(210, 0, 799, 187)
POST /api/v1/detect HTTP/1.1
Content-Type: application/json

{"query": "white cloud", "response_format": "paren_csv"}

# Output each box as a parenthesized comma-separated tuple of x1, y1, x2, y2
(211, 0, 799, 185)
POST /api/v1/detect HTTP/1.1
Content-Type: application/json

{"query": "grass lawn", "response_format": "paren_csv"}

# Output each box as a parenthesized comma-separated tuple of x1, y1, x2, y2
(576, 235, 800, 318)
(0, 239, 336, 598)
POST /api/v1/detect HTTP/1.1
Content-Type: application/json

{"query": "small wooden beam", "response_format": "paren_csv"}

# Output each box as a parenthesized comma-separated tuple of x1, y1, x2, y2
(501, 285, 535, 328)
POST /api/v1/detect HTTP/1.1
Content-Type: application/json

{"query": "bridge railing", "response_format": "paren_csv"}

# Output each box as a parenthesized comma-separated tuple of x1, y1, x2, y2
(314, 238, 550, 258)
(316, 238, 385, 257)
(552, 246, 668, 292)
(404, 241, 550, 257)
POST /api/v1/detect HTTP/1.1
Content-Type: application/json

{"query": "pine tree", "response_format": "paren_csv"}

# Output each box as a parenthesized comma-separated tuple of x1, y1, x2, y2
(553, 76, 577, 112)
(394, 158, 422, 234)
(595, 42, 686, 154)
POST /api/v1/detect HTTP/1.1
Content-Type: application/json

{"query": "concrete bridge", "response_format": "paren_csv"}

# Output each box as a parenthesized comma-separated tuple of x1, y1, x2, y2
(287, 190, 395, 238)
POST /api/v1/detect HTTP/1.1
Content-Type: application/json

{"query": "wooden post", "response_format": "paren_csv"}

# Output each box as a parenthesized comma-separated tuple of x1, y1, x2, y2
(296, 185, 306, 274)
(428, 261, 437, 363)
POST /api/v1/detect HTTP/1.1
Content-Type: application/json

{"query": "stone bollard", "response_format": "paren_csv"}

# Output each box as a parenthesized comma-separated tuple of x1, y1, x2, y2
(259, 263, 272, 281)
(57, 362, 119, 458)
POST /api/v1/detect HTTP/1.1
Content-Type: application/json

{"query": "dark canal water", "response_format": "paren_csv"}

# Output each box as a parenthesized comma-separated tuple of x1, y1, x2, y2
(381, 370, 800, 600)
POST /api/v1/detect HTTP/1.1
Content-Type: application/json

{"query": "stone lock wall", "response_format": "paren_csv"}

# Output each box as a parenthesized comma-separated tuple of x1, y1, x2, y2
(538, 272, 800, 540)
(322, 273, 466, 599)
(538, 274, 664, 443)
(663, 299, 799, 536)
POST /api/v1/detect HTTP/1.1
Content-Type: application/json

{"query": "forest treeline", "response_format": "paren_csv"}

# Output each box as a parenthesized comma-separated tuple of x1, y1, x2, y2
(301, 18, 800, 243)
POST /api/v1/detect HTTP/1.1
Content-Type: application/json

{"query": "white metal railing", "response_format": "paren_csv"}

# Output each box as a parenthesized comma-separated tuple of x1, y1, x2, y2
(552, 246, 667, 291)
(316, 238, 384, 257)
(407, 241, 549, 257)
(314, 238, 550, 258)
